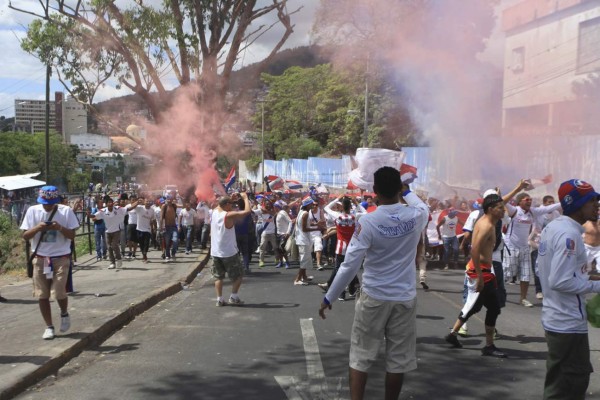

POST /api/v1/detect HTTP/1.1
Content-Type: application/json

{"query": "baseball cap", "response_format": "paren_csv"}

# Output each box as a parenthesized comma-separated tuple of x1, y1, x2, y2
(301, 197, 314, 207)
(558, 179, 600, 215)
(483, 189, 498, 198)
(37, 186, 60, 205)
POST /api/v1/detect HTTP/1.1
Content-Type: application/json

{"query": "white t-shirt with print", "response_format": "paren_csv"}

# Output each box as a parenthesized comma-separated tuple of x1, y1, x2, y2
(132, 206, 155, 233)
(21, 204, 80, 257)
(93, 207, 128, 233)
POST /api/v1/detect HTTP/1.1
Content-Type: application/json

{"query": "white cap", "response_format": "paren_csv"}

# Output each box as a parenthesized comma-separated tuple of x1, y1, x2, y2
(483, 189, 498, 198)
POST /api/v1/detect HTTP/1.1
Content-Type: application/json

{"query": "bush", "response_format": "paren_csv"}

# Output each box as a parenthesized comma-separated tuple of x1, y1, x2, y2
(0, 212, 26, 273)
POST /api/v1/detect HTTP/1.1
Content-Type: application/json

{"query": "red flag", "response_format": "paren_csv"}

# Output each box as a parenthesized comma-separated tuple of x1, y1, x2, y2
(400, 163, 418, 184)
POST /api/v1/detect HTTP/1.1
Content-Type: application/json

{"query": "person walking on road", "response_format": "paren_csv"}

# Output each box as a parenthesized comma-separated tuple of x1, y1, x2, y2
(537, 179, 600, 400)
(21, 186, 80, 340)
(211, 193, 251, 307)
(444, 194, 508, 358)
(319, 167, 429, 400)
(294, 197, 324, 285)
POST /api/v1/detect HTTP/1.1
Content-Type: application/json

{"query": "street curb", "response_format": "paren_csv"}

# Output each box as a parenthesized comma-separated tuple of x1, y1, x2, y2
(0, 251, 211, 400)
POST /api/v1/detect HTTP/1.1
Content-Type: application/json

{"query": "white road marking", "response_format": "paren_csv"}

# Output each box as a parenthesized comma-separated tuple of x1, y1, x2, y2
(275, 318, 347, 399)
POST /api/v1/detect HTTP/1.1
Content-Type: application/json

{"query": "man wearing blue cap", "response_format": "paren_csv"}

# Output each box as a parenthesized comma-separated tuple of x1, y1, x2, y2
(21, 186, 80, 340)
(538, 179, 600, 400)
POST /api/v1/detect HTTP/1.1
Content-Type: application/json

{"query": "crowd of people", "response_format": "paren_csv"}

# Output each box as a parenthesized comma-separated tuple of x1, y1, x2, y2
(11, 171, 600, 400)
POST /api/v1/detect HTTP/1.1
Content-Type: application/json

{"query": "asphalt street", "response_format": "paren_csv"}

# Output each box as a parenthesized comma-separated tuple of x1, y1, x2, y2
(14, 256, 600, 400)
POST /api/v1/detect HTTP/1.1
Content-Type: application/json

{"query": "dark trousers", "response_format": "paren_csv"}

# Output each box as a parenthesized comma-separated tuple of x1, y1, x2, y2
(544, 331, 592, 400)
(327, 254, 359, 296)
(532, 249, 543, 294)
(137, 230, 151, 256)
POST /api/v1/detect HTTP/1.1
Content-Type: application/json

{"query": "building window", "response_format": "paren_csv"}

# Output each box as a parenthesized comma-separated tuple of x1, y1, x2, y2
(511, 47, 525, 73)
(577, 17, 600, 74)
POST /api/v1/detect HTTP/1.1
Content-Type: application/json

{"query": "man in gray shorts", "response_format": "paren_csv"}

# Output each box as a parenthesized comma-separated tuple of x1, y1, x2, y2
(319, 167, 429, 400)
(210, 192, 251, 306)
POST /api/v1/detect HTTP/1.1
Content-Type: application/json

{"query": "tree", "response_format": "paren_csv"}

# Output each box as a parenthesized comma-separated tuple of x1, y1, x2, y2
(13, 0, 300, 134)
(254, 63, 417, 158)
(0, 131, 80, 186)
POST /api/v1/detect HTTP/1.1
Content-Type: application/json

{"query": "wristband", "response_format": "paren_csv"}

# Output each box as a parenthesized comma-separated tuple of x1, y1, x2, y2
(401, 190, 411, 197)
(323, 296, 331, 306)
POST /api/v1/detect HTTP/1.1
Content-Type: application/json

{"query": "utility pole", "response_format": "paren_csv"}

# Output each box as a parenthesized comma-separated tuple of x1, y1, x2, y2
(44, 64, 51, 183)
(363, 54, 369, 148)
(261, 101, 265, 192)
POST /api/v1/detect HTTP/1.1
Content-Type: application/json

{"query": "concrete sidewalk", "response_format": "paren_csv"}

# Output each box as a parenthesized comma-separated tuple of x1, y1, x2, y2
(0, 248, 210, 400)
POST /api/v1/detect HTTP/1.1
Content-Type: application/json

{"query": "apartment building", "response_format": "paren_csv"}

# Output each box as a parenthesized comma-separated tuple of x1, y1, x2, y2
(502, 0, 600, 136)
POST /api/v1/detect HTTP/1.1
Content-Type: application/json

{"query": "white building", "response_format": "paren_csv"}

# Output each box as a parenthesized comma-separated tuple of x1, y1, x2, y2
(70, 133, 111, 151)
(14, 99, 56, 133)
(62, 95, 87, 143)
(502, 0, 600, 136)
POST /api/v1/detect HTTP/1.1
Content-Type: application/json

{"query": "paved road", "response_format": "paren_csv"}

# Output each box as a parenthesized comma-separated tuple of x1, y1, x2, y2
(14, 258, 600, 400)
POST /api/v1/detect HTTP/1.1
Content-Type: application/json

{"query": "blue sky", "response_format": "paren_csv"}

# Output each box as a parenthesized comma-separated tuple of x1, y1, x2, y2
(0, 0, 317, 118)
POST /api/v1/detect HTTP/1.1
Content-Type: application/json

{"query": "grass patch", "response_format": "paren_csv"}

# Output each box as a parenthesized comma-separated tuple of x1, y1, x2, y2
(0, 213, 27, 273)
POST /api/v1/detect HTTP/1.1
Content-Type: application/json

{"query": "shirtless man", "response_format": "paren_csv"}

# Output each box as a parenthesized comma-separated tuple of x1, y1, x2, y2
(444, 194, 507, 358)
(584, 212, 600, 273)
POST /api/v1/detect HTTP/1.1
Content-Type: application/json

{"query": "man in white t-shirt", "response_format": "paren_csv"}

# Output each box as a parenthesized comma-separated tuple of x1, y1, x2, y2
(130, 198, 156, 263)
(21, 186, 80, 340)
(319, 167, 428, 400)
(179, 201, 197, 254)
(90, 196, 139, 269)
(504, 189, 562, 307)
(196, 201, 211, 249)
(437, 208, 459, 270)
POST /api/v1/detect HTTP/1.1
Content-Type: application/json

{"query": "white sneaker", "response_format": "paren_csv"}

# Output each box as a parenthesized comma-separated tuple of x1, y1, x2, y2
(108, 263, 116, 269)
(536, 292, 544, 300)
(60, 314, 71, 333)
(116, 259, 123, 268)
(42, 327, 55, 340)
(521, 299, 534, 307)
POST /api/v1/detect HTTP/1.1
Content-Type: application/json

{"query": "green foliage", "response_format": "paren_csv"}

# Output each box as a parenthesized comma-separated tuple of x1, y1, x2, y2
(254, 63, 418, 159)
(0, 213, 25, 272)
(0, 131, 80, 186)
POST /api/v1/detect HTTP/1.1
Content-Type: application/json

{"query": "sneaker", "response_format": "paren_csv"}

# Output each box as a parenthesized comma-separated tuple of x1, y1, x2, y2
(228, 297, 245, 306)
(346, 293, 356, 300)
(443, 265, 449, 270)
(481, 344, 507, 358)
(420, 281, 429, 290)
(108, 263, 116, 269)
(317, 283, 328, 292)
(275, 262, 283, 268)
(259, 261, 265, 268)
(521, 299, 534, 307)
(102, 255, 108, 260)
(284, 263, 291, 269)
(216, 299, 226, 307)
(445, 333, 463, 348)
(60, 314, 71, 333)
(317, 265, 324, 271)
(305, 276, 314, 281)
(132, 254, 137, 259)
(494, 328, 501, 340)
(42, 327, 55, 340)
(165, 257, 171, 263)
(294, 280, 309, 286)
(536, 292, 544, 300)
(116, 259, 123, 269)
(96, 256, 102, 261)
(338, 296, 346, 301)
(185, 251, 190, 255)
(457, 326, 468, 337)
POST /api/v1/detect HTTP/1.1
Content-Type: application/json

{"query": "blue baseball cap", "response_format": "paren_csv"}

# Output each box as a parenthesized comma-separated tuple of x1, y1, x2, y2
(559, 179, 600, 215)
(37, 186, 60, 205)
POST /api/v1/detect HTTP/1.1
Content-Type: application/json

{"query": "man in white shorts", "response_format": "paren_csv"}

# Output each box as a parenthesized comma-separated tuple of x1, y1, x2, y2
(319, 167, 428, 400)
(294, 197, 324, 285)
(504, 189, 562, 307)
